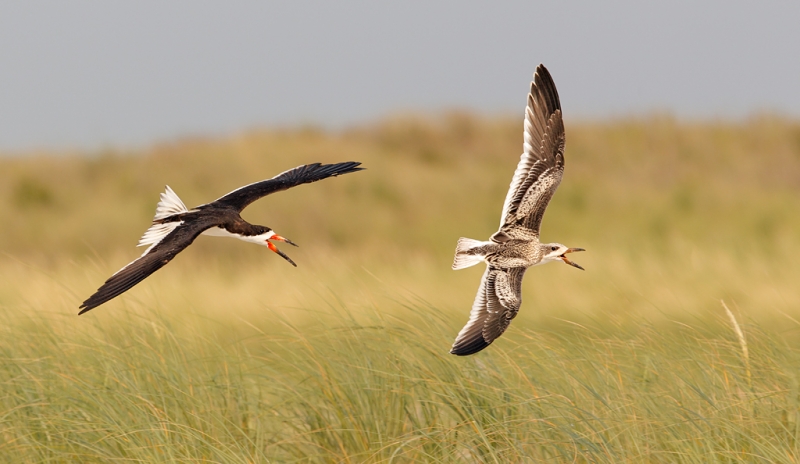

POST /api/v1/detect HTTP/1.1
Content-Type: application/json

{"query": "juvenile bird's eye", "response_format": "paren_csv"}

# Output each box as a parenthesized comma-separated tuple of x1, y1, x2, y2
(551, 246, 558, 251)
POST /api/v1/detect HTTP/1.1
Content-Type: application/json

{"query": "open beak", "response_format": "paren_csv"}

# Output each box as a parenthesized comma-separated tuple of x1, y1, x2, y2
(271, 234, 299, 247)
(267, 240, 297, 267)
(560, 247, 585, 270)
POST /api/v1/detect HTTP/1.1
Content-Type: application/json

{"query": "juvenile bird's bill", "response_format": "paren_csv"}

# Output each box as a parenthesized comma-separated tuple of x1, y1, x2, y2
(561, 247, 585, 270)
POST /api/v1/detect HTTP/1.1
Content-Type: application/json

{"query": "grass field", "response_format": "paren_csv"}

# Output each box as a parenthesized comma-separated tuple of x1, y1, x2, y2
(2, 114, 800, 462)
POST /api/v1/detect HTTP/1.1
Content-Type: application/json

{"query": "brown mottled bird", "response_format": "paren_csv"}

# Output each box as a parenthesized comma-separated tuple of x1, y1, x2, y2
(450, 65, 584, 356)
(79, 162, 363, 314)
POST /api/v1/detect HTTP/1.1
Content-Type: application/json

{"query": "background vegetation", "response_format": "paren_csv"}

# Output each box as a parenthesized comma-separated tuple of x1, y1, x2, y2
(2, 114, 800, 462)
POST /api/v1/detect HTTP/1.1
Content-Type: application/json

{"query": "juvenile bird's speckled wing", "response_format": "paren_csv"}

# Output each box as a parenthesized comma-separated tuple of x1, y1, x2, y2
(450, 267, 526, 355)
(498, 65, 565, 236)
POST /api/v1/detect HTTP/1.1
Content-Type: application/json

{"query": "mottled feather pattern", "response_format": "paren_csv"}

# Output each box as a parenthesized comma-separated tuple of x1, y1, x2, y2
(451, 267, 525, 356)
(452, 64, 574, 356)
(517, 167, 562, 227)
(510, 114, 564, 231)
(482, 268, 523, 346)
(493, 268, 523, 311)
(450, 268, 493, 355)
(519, 114, 565, 232)
(499, 67, 564, 230)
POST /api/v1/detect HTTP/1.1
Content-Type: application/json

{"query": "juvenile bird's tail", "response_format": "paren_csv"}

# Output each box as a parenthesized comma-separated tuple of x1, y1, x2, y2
(452, 238, 489, 270)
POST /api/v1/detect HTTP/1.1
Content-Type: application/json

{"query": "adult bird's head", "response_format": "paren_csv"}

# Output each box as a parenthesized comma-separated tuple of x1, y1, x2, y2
(266, 232, 298, 267)
(244, 229, 299, 267)
(540, 243, 585, 270)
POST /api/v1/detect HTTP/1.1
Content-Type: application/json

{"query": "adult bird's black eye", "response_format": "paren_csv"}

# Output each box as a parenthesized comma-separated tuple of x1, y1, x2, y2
(551, 246, 558, 251)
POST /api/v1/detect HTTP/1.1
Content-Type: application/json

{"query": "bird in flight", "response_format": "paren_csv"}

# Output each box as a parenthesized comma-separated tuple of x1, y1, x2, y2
(450, 65, 584, 356)
(79, 161, 363, 315)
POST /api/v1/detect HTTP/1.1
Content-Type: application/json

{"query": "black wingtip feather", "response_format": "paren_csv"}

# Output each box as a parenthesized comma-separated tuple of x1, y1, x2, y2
(78, 276, 140, 315)
(212, 161, 364, 211)
(450, 336, 491, 356)
(78, 304, 96, 315)
(318, 161, 364, 177)
(533, 64, 561, 113)
(286, 161, 364, 187)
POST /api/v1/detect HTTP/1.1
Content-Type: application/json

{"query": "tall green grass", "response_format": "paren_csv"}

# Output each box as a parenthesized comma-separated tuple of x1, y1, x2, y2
(2, 295, 799, 462)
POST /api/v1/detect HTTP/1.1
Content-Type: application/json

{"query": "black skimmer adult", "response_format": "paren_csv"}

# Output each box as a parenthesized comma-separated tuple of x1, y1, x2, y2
(79, 161, 363, 315)
(450, 65, 584, 356)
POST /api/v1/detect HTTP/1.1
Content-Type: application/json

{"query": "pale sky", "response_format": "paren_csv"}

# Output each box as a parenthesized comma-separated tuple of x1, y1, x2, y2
(1, 1, 798, 151)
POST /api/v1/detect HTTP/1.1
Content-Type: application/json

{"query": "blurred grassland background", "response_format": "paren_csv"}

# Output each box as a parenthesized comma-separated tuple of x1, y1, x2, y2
(3, 114, 800, 461)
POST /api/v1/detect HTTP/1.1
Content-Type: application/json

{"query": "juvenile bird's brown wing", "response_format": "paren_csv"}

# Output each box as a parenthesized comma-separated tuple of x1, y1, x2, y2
(498, 64, 565, 236)
(451, 266, 526, 356)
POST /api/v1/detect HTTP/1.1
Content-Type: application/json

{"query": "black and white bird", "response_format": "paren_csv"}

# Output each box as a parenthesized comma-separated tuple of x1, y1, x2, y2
(79, 161, 363, 315)
(450, 65, 584, 356)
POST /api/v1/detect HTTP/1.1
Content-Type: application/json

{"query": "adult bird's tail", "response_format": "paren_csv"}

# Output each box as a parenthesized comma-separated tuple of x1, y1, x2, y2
(452, 238, 489, 270)
(137, 186, 189, 249)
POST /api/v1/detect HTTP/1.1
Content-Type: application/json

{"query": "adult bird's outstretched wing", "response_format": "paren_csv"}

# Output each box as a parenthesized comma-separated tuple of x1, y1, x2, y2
(497, 65, 565, 236)
(79, 218, 213, 314)
(451, 266, 526, 355)
(209, 161, 363, 212)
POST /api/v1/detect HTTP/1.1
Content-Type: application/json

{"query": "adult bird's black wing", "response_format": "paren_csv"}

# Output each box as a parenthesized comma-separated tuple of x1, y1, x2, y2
(209, 161, 363, 212)
(450, 267, 526, 355)
(79, 218, 213, 314)
(497, 65, 565, 236)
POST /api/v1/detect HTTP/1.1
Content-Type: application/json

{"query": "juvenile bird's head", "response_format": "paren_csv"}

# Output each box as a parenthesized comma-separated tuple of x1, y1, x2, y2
(540, 243, 585, 270)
